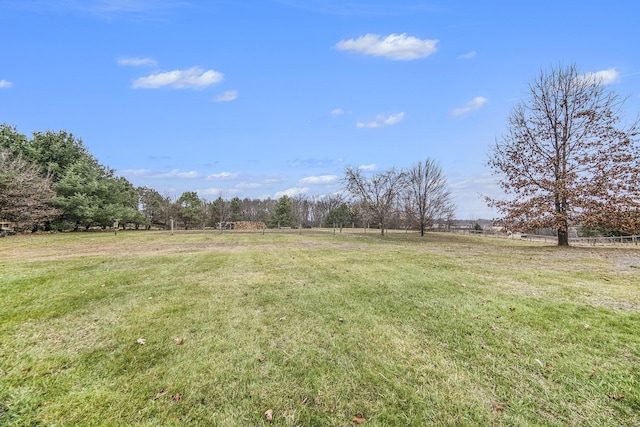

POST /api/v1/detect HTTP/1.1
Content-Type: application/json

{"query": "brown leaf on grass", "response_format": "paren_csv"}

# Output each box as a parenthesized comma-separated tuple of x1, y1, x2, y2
(174, 337, 184, 345)
(353, 415, 366, 424)
(172, 393, 182, 402)
(546, 363, 554, 370)
(265, 409, 273, 422)
(152, 389, 168, 400)
(493, 403, 505, 413)
(509, 307, 516, 312)
(257, 355, 266, 362)
(421, 312, 429, 317)
(608, 394, 624, 401)
(136, 338, 146, 345)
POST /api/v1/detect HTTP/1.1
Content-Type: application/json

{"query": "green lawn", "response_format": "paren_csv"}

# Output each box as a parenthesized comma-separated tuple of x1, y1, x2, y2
(1, 230, 638, 426)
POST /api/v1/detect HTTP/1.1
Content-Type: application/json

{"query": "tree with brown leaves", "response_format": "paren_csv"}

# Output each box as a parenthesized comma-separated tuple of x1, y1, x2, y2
(487, 64, 640, 246)
(0, 150, 60, 231)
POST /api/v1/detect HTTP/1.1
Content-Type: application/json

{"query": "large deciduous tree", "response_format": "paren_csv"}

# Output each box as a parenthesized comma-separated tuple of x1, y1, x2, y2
(404, 159, 455, 236)
(487, 64, 640, 246)
(344, 166, 406, 235)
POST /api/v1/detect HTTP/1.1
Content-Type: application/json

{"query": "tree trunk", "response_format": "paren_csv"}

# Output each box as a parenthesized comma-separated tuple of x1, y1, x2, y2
(557, 228, 569, 246)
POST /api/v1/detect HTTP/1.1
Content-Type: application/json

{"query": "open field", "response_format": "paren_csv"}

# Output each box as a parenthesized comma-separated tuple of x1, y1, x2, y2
(1, 230, 639, 426)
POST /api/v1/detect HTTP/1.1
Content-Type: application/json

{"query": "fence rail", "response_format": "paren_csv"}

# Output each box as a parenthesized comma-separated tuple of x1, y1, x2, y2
(458, 229, 639, 245)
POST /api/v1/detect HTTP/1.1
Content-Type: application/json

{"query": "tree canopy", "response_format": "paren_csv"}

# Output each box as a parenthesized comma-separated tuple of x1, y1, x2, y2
(487, 64, 640, 246)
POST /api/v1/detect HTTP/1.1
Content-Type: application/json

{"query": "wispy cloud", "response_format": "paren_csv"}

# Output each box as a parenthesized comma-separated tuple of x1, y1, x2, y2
(450, 96, 487, 116)
(578, 68, 620, 85)
(132, 67, 223, 89)
(118, 57, 157, 67)
(356, 112, 405, 128)
(120, 168, 202, 179)
(358, 164, 377, 171)
(288, 158, 344, 168)
(458, 51, 477, 59)
(207, 171, 239, 180)
(235, 182, 265, 190)
(276, 1, 442, 16)
(275, 187, 309, 198)
(198, 187, 239, 197)
(336, 33, 438, 60)
(3, 0, 188, 17)
(299, 175, 340, 185)
(213, 90, 238, 102)
(0, 80, 13, 89)
(330, 108, 345, 116)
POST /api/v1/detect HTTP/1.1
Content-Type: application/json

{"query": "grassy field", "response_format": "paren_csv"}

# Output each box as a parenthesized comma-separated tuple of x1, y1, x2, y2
(0, 230, 639, 426)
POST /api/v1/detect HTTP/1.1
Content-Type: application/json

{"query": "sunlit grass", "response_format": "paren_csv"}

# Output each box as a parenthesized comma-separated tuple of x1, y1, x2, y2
(0, 231, 638, 425)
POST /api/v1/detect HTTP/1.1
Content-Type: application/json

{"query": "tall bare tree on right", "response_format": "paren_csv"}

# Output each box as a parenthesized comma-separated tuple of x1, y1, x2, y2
(487, 64, 640, 246)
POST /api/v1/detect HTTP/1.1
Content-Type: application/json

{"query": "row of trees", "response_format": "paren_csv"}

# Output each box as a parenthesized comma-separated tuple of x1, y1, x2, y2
(136, 169, 455, 234)
(0, 126, 140, 231)
(0, 124, 455, 233)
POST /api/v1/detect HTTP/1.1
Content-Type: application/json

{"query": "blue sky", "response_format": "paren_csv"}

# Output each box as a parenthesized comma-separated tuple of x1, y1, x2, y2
(1, 0, 639, 219)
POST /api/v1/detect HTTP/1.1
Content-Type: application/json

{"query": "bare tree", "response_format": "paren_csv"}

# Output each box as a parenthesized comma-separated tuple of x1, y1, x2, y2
(309, 193, 344, 227)
(404, 158, 455, 236)
(291, 194, 311, 228)
(487, 64, 640, 246)
(344, 166, 406, 235)
(0, 150, 60, 231)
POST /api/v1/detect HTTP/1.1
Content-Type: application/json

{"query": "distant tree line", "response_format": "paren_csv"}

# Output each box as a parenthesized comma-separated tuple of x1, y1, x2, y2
(0, 124, 456, 234)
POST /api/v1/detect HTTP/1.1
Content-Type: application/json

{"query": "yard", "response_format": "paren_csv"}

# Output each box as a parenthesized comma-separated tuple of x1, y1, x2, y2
(0, 230, 638, 426)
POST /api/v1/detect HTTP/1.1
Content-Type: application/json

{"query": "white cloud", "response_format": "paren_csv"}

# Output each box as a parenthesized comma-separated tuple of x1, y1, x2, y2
(118, 57, 157, 67)
(120, 168, 201, 179)
(299, 175, 340, 185)
(356, 112, 405, 128)
(579, 68, 620, 85)
(132, 67, 223, 89)
(335, 33, 438, 60)
(0, 80, 12, 89)
(207, 171, 239, 180)
(330, 108, 345, 116)
(213, 90, 238, 102)
(275, 187, 310, 198)
(358, 164, 377, 171)
(458, 51, 477, 59)
(450, 96, 488, 116)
